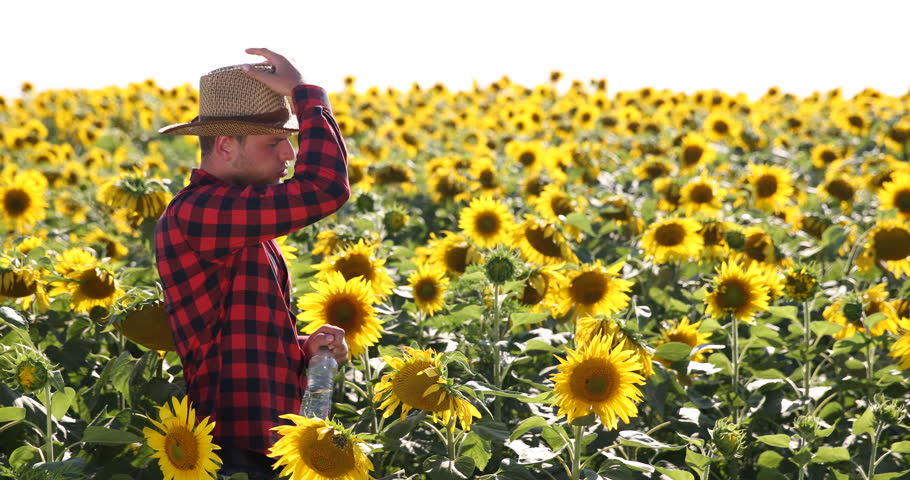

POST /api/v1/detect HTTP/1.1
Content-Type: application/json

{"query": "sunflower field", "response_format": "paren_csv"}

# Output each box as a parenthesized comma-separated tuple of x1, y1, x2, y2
(1, 73, 910, 480)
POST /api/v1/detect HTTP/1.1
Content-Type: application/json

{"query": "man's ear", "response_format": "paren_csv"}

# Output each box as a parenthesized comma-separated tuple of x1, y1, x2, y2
(214, 136, 238, 159)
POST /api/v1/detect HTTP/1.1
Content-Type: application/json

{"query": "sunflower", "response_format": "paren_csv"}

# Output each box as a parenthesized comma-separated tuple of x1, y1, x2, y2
(878, 173, 910, 219)
(641, 217, 704, 265)
(740, 227, 787, 267)
(0, 263, 49, 311)
(427, 166, 470, 204)
(556, 261, 634, 320)
(657, 317, 712, 363)
(677, 133, 716, 172)
(347, 157, 373, 191)
(407, 264, 449, 317)
(374, 346, 481, 431)
(97, 170, 171, 221)
(697, 220, 734, 262)
(505, 140, 546, 172)
(297, 272, 382, 358)
(820, 171, 862, 212)
(513, 215, 578, 266)
(745, 163, 794, 212)
(889, 300, 910, 369)
(533, 184, 587, 238)
(48, 265, 126, 315)
(457, 195, 514, 248)
(575, 317, 654, 378)
(704, 260, 770, 322)
(859, 219, 910, 278)
(313, 239, 394, 297)
(143, 396, 221, 480)
(550, 333, 645, 429)
(0, 171, 48, 231)
(417, 231, 483, 277)
(823, 284, 899, 338)
(116, 300, 176, 351)
(83, 227, 129, 260)
(810, 144, 841, 169)
(680, 173, 726, 216)
(517, 267, 563, 315)
(782, 266, 818, 302)
(468, 155, 503, 196)
(632, 158, 675, 182)
(703, 111, 742, 142)
(269, 415, 373, 480)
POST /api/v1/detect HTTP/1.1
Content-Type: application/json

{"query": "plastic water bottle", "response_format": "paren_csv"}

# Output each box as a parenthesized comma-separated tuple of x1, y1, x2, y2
(299, 346, 337, 418)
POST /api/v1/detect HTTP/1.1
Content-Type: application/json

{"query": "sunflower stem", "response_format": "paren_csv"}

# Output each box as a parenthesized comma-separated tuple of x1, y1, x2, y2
(446, 418, 457, 463)
(492, 283, 503, 422)
(802, 301, 812, 414)
(360, 350, 380, 435)
(867, 423, 883, 479)
(730, 313, 740, 424)
(571, 424, 584, 480)
(44, 384, 53, 462)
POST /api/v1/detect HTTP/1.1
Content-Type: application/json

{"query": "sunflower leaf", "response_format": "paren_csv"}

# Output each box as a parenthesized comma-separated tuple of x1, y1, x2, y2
(565, 213, 595, 235)
(511, 313, 549, 330)
(766, 306, 798, 321)
(600, 451, 655, 473)
(810, 446, 850, 464)
(460, 432, 491, 471)
(654, 466, 695, 480)
(852, 407, 875, 436)
(80, 426, 143, 445)
(0, 407, 26, 423)
(618, 430, 685, 450)
(654, 342, 691, 362)
(509, 416, 550, 441)
(864, 312, 887, 329)
(505, 439, 561, 465)
(810, 321, 844, 337)
(50, 387, 76, 420)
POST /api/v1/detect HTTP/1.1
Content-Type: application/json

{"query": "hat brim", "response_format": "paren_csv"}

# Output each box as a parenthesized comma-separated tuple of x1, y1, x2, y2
(158, 116, 299, 136)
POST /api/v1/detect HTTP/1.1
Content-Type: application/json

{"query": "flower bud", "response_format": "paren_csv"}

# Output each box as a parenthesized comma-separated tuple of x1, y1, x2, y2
(484, 252, 517, 285)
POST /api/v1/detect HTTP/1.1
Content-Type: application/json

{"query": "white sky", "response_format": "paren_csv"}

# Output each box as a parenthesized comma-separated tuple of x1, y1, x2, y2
(2, 0, 908, 100)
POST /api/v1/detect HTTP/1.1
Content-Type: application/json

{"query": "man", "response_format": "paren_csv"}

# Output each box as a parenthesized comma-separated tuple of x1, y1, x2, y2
(155, 48, 350, 477)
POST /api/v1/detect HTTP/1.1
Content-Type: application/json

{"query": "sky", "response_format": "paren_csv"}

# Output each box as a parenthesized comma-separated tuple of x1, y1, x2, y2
(2, 0, 908, 100)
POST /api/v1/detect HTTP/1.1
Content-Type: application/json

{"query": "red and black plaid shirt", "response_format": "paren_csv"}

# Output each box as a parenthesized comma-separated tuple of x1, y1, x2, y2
(155, 84, 350, 455)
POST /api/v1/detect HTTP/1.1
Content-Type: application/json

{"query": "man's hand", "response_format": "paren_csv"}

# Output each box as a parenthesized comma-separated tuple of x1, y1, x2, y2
(301, 325, 349, 363)
(241, 48, 304, 97)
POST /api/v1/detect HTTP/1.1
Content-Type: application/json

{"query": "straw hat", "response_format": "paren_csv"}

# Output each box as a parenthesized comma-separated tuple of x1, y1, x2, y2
(159, 64, 298, 136)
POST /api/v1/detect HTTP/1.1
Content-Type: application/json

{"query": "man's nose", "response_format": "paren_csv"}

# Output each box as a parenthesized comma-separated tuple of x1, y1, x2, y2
(280, 140, 296, 161)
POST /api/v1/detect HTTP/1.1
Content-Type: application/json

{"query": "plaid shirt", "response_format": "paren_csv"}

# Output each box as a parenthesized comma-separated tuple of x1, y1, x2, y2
(155, 84, 349, 454)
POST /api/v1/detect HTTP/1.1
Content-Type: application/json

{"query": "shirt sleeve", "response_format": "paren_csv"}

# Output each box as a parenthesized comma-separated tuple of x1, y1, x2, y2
(174, 85, 351, 260)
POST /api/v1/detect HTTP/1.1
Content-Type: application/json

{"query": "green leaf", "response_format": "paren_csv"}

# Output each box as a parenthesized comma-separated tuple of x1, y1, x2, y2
(51, 386, 76, 420)
(460, 431, 491, 471)
(9, 445, 40, 469)
(654, 342, 692, 362)
(565, 213, 595, 235)
(463, 381, 554, 403)
(506, 439, 560, 464)
(685, 449, 712, 476)
(510, 416, 550, 441)
(618, 430, 685, 450)
(757, 450, 784, 468)
(570, 413, 597, 427)
(853, 407, 875, 436)
(865, 312, 887, 329)
(708, 352, 732, 376)
(756, 434, 791, 448)
(472, 420, 509, 442)
(654, 466, 695, 480)
(833, 335, 868, 355)
(874, 471, 910, 480)
(810, 321, 844, 337)
(890, 441, 910, 454)
(449, 304, 485, 323)
(511, 313, 549, 329)
(521, 339, 561, 354)
(541, 425, 569, 452)
(0, 306, 27, 329)
(767, 306, 798, 321)
(810, 446, 850, 464)
(788, 447, 813, 468)
(0, 406, 26, 423)
(600, 452, 655, 473)
(821, 226, 846, 248)
(81, 426, 143, 445)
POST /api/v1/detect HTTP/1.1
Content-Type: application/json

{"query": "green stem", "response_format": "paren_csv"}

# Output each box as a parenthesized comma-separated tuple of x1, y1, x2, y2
(44, 385, 53, 462)
(802, 301, 812, 414)
(360, 350, 380, 435)
(571, 424, 584, 480)
(492, 283, 503, 422)
(868, 423, 882, 479)
(730, 313, 740, 424)
(446, 417, 457, 463)
(416, 310, 425, 349)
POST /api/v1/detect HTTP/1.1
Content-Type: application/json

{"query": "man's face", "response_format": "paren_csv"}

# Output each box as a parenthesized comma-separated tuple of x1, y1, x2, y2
(229, 134, 295, 186)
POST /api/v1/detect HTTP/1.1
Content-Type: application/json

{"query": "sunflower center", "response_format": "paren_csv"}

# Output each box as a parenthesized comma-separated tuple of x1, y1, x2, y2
(717, 281, 748, 309)
(327, 297, 359, 327)
(699, 223, 725, 246)
(349, 165, 364, 184)
(550, 195, 573, 216)
(890, 127, 910, 144)
(644, 162, 669, 179)
(655, 223, 686, 247)
(570, 358, 617, 402)
(475, 212, 501, 235)
(164, 426, 199, 470)
(3, 189, 31, 217)
(744, 233, 771, 263)
(393, 361, 448, 412)
(689, 184, 714, 204)
(479, 170, 497, 189)
(895, 299, 910, 319)
(518, 152, 536, 166)
(334, 254, 374, 283)
(873, 227, 910, 261)
(895, 191, 910, 213)
(416, 281, 437, 302)
(18, 366, 38, 389)
(820, 150, 837, 164)
(520, 273, 548, 305)
(79, 269, 117, 299)
(825, 179, 855, 202)
(755, 174, 778, 198)
(444, 245, 469, 274)
(712, 120, 730, 135)
(570, 271, 608, 305)
(1, 271, 38, 297)
(306, 434, 355, 477)
(848, 115, 864, 128)
(525, 226, 565, 259)
(682, 145, 704, 166)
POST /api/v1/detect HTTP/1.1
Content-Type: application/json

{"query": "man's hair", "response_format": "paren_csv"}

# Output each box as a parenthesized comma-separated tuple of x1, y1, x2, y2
(199, 136, 246, 159)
